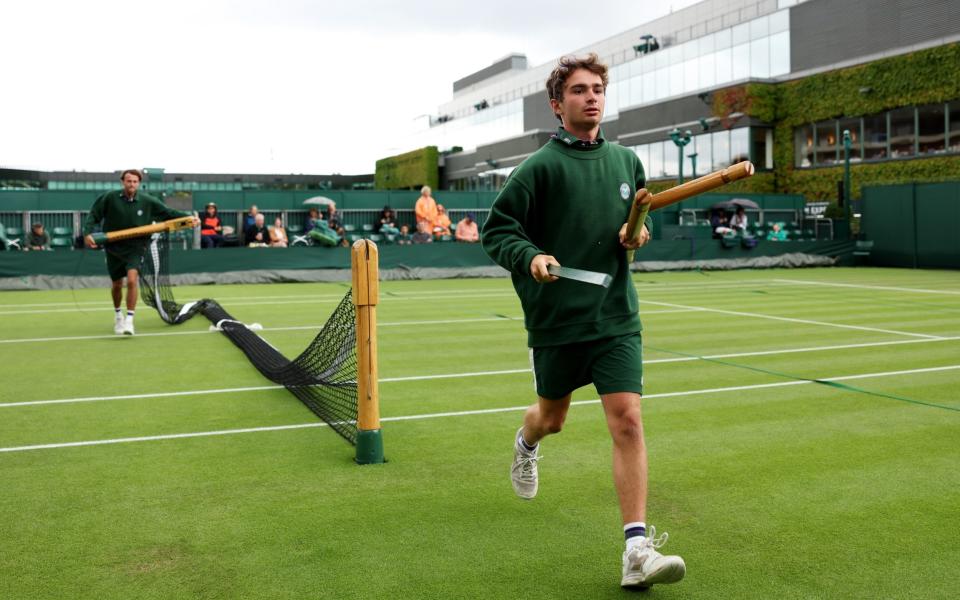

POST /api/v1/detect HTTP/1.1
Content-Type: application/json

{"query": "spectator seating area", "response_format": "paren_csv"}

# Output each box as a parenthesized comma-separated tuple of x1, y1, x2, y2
(0, 209, 490, 250)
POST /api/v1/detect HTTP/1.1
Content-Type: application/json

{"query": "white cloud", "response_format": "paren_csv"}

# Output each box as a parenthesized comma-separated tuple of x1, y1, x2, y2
(0, 0, 700, 175)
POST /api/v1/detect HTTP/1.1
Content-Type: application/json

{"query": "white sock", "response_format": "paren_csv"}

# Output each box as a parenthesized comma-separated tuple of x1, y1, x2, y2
(625, 522, 647, 549)
(115, 308, 123, 319)
(126, 310, 135, 320)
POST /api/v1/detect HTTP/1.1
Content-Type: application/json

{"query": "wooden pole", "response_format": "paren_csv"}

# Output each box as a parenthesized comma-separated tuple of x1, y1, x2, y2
(351, 239, 384, 464)
(625, 161, 755, 262)
(89, 216, 195, 245)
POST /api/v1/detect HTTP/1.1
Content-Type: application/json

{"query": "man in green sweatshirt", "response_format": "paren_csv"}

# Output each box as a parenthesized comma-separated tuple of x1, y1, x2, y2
(481, 54, 685, 590)
(83, 169, 196, 336)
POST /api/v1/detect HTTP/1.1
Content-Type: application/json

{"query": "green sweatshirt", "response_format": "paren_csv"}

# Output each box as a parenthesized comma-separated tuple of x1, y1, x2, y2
(83, 189, 189, 256)
(481, 127, 652, 348)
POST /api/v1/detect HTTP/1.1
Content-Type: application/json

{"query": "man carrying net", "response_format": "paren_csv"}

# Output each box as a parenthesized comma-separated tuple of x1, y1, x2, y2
(83, 169, 198, 335)
(481, 54, 685, 590)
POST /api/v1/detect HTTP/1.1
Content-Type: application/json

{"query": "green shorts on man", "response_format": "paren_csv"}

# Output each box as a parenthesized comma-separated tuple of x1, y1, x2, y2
(531, 333, 643, 400)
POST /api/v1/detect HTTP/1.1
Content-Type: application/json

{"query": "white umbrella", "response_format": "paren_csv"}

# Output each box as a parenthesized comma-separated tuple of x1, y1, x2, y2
(303, 196, 336, 207)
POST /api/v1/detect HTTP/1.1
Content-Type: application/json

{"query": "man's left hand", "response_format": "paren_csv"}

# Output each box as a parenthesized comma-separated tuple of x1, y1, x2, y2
(619, 224, 650, 249)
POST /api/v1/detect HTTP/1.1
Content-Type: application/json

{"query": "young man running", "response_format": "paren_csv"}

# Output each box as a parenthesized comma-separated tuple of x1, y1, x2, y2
(83, 169, 197, 336)
(481, 54, 685, 590)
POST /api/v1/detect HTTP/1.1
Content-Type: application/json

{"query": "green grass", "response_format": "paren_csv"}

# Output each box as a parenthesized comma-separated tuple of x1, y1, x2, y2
(1, 267, 959, 599)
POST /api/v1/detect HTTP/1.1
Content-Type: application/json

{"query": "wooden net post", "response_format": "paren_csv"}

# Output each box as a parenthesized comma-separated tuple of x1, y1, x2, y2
(351, 239, 384, 464)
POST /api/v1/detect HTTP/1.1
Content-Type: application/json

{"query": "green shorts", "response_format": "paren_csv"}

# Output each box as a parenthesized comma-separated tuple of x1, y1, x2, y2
(105, 248, 142, 282)
(530, 332, 643, 400)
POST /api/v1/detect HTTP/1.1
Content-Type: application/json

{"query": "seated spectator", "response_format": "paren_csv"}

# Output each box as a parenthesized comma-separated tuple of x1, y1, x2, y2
(766, 222, 787, 241)
(433, 204, 452, 239)
(729, 206, 748, 233)
(377, 206, 400, 236)
(711, 210, 733, 238)
(455, 212, 479, 243)
(245, 213, 269, 247)
(306, 207, 341, 247)
(326, 204, 348, 246)
(269, 217, 288, 248)
(26, 223, 51, 251)
(415, 185, 438, 235)
(397, 224, 413, 245)
(244, 205, 259, 231)
(200, 202, 224, 248)
(306, 207, 322, 232)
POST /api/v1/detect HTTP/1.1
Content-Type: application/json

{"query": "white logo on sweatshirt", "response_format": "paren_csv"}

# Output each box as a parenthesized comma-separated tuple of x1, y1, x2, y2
(619, 183, 630, 200)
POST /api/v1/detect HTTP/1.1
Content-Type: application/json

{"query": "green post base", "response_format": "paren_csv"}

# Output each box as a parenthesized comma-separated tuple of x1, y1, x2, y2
(355, 429, 385, 465)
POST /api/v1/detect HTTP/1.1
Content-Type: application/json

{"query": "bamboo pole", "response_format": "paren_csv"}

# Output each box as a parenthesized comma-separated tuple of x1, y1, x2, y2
(625, 161, 754, 262)
(89, 216, 195, 245)
(351, 239, 384, 464)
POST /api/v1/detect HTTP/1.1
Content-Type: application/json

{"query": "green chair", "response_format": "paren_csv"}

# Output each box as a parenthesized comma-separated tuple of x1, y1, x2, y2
(286, 224, 302, 235)
(853, 240, 874, 265)
(348, 233, 363, 244)
(5, 226, 23, 237)
(361, 224, 374, 233)
(343, 224, 357, 233)
(0, 225, 21, 250)
(51, 237, 73, 250)
(368, 234, 383, 243)
(52, 227, 73, 237)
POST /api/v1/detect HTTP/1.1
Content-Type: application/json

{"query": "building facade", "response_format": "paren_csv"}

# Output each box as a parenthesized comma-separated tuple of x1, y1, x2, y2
(402, 0, 960, 202)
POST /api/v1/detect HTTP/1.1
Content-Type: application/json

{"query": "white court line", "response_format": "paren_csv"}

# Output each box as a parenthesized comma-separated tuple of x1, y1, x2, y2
(2, 364, 958, 453)
(0, 290, 518, 315)
(773, 279, 960, 296)
(640, 299, 945, 340)
(0, 309, 696, 346)
(4, 335, 959, 409)
(0, 278, 791, 310)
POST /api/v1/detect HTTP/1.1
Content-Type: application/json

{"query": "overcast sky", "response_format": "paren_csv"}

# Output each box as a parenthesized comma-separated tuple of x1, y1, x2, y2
(0, 0, 700, 175)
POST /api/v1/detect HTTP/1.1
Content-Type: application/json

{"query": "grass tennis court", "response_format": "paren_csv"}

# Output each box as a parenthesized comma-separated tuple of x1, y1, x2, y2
(1, 266, 958, 599)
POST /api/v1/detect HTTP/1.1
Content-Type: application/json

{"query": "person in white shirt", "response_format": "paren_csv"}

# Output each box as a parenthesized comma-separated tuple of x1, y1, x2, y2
(729, 206, 749, 232)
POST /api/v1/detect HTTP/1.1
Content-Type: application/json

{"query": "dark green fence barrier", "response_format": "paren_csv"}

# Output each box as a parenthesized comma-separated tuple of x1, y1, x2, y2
(862, 182, 960, 268)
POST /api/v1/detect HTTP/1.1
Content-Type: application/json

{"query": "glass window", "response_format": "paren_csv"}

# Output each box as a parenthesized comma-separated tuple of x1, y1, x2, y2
(683, 58, 698, 93)
(698, 33, 715, 55)
(917, 103, 946, 155)
(839, 117, 862, 162)
(695, 132, 712, 174)
(669, 65, 684, 96)
(663, 140, 679, 177)
(863, 113, 887, 160)
(715, 48, 732, 84)
(769, 9, 789, 34)
(815, 121, 838, 165)
(648, 142, 664, 178)
(731, 127, 750, 164)
(683, 40, 698, 61)
(699, 53, 716, 89)
(750, 36, 770, 78)
(634, 145, 650, 176)
(732, 22, 750, 45)
(950, 100, 960, 152)
(714, 28, 732, 50)
(732, 43, 750, 81)
(754, 128, 774, 169)
(769, 31, 790, 76)
(712, 130, 730, 170)
(641, 72, 655, 104)
(655, 68, 669, 101)
(889, 107, 915, 158)
(750, 15, 769, 39)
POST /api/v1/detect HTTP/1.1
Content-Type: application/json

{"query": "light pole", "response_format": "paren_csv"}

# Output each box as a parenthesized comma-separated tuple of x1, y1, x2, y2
(842, 129, 852, 233)
(669, 127, 693, 184)
(687, 152, 698, 180)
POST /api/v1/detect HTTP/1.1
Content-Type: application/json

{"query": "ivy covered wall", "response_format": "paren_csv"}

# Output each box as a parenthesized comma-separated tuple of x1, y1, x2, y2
(374, 146, 439, 191)
(728, 42, 960, 204)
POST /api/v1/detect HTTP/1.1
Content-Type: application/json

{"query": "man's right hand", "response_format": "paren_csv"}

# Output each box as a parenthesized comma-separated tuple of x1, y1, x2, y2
(84, 234, 98, 249)
(529, 254, 560, 283)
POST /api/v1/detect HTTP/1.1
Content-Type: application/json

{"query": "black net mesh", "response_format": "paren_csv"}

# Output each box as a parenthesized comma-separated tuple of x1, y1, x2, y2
(139, 233, 359, 444)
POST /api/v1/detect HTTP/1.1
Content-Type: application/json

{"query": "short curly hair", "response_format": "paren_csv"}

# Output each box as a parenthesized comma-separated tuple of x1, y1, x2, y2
(545, 53, 609, 121)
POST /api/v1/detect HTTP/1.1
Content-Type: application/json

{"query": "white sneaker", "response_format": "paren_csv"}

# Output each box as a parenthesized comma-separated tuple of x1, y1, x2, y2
(510, 428, 539, 499)
(114, 315, 124, 335)
(122, 316, 135, 336)
(621, 526, 686, 589)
